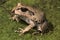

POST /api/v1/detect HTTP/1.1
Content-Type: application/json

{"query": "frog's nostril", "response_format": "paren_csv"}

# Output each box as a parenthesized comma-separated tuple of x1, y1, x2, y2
(11, 10, 15, 13)
(17, 8, 20, 10)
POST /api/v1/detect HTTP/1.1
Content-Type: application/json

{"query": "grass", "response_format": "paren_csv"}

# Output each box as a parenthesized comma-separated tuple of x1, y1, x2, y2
(0, 0, 60, 40)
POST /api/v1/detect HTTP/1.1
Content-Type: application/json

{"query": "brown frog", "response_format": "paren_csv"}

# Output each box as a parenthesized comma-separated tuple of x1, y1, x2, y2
(10, 3, 48, 35)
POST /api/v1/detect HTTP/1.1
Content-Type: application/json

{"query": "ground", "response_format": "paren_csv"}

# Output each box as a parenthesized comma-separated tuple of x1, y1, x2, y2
(0, 0, 60, 40)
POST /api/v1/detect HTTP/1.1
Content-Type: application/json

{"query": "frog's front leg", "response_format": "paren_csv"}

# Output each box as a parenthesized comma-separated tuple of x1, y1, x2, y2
(19, 20, 35, 35)
(9, 15, 20, 22)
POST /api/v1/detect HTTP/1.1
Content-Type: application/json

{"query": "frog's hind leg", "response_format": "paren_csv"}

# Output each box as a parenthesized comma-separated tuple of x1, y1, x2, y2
(37, 21, 48, 35)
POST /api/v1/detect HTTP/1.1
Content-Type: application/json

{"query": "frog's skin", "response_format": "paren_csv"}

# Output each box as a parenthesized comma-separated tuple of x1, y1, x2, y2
(10, 3, 48, 35)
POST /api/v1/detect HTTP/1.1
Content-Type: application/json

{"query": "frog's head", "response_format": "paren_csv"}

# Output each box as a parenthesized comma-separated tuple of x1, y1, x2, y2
(11, 3, 23, 12)
(10, 3, 23, 16)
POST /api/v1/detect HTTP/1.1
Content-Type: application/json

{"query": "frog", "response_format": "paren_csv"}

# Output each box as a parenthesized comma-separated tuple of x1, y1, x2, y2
(10, 3, 48, 35)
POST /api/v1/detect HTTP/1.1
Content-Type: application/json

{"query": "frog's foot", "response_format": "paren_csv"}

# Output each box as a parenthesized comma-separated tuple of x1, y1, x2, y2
(15, 28, 24, 36)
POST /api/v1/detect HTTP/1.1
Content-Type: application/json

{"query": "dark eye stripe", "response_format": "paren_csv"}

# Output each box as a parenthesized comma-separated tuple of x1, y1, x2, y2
(29, 11, 35, 16)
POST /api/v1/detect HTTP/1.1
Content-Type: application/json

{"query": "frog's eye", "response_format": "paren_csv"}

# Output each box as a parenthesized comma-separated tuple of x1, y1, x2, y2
(17, 7, 28, 12)
(20, 7, 28, 12)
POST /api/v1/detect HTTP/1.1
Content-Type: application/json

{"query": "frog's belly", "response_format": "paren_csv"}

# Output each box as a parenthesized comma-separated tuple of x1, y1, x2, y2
(20, 16, 31, 24)
(19, 16, 38, 25)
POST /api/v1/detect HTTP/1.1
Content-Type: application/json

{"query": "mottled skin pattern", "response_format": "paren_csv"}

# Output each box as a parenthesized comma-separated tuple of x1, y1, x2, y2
(10, 3, 48, 35)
